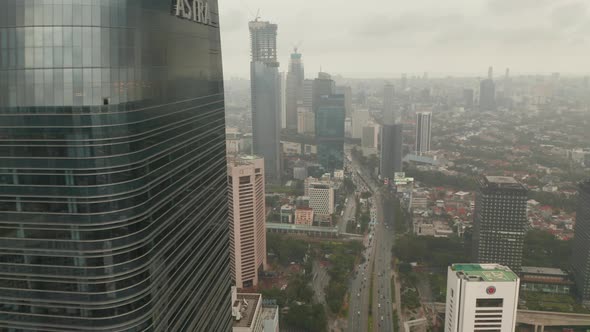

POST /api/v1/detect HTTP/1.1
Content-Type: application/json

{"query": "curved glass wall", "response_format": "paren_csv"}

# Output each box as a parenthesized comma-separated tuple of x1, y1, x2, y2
(0, 1, 231, 331)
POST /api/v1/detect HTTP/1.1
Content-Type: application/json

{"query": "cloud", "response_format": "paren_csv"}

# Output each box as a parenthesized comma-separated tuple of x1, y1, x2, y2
(551, 2, 588, 29)
(487, 0, 552, 15)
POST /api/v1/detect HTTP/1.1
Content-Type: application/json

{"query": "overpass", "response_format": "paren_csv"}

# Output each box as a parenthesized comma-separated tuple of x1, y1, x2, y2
(266, 223, 339, 238)
(430, 302, 590, 331)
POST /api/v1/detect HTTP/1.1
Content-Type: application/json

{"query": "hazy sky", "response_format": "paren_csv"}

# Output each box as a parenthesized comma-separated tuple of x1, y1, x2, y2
(218, 0, 590, 78)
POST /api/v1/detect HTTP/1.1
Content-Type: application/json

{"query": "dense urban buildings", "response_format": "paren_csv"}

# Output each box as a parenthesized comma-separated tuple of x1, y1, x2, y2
(380, 124, 404, 181)
(572, 180, 590, 306)
(315, 94, 346, 172)
(228, 156, 267, 289)
(285, 48, 304, 131)
(473, 176, 528, 272)
(0, 1, 232, 330)
(249, 20, 281, 181)
(415, 111, 432, 155)
(445, 264, 520, 332)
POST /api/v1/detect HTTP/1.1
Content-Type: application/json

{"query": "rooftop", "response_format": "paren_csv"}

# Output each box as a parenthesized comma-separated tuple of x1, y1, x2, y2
(452, 263, 518, 282)
(521, 266, 568, 277)
(232, 293, 261, 328)
(480, 175, 527, 191)
(485, 176, 518, 184)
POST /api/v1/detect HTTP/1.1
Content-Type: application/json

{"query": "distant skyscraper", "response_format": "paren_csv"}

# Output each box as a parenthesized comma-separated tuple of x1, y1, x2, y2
(286, 48, 305, 131)
(380, 124, 403, 180)
(250, 20, 281, 180)
(315, 94, 345, 172)
(0, 2, 232, 330)
(297, 107, 315, 135)
(473, 176, 528, 272)
(362, 124, 380, 149)
(303, 79, 314, 109)
(383, 83, 396, 123)
(280, 71, 287, 129)
(463, 88, 474, 109)
(401, 74, 408, 92)
(336, 85, 353, 116)
(352, 109, 370, 139)
(445, 264, 520, 332)
(312, 72, 336, 112)
(572, 180, 590, 306)
(228, 156, 267, 289)
(415, 112, 432, 155)
(480, 67, 496, 111)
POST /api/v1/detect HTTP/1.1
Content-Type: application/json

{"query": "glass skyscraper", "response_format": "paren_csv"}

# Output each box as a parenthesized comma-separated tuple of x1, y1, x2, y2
(0, 1, 231, 331)
(572, 180, 590, 306)
(315, 94, 345, 173)
(249, 20, 281, 181)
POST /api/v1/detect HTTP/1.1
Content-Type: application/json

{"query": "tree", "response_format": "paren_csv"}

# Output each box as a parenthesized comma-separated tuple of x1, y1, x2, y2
(523, 230, 572, 270)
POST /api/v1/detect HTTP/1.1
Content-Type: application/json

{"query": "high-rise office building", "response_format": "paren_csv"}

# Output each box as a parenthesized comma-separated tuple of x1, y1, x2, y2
(383, 83, 396, 123)
(473, 176, 528, 272)
(335, 85, 353, 116)
(415, 112, 432, 155)
(401, 74, 408, 92)
(380, 124, 403, 180)
(362, 123, 380, 149)
(315, 94, 345, 172)
(312, 72, 335, 112)
(302, 79, 314, 109)
(463, 88, 474, 109)
(0, 2, 232, 331)
(308, 182, 335, 217)
(297, 107, 315, 135)
(227, 156, 267, 289)
(572, 180, 590, 306)
(352, 109, 370, 139)
(480, 67, 496, 111)
(445, 264, 520, 332)
(250, 20, 281, 181)
(285, 48, 304, 131)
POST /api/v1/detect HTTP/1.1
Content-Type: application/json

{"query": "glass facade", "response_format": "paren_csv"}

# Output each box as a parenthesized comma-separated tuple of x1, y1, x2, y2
(315, 94, 345, 172)
(0, 1, 231, 331)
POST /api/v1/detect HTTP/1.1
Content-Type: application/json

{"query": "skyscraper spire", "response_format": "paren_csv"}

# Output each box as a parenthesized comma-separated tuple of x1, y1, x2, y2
(488, 66, 494, 80)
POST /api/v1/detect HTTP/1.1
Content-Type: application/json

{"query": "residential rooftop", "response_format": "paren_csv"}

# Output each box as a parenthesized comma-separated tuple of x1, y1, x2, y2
(451, 263, 518, 282)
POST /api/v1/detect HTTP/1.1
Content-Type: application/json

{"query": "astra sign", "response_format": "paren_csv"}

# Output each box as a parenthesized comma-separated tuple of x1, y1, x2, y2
(173, 0, 214, 26)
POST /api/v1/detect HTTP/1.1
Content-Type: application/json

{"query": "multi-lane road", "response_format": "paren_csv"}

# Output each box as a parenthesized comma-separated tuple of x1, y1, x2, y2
(346, 148, 397, 332)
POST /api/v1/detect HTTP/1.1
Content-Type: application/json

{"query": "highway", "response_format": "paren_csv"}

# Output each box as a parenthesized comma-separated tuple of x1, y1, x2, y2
(346, 146, 397, 332)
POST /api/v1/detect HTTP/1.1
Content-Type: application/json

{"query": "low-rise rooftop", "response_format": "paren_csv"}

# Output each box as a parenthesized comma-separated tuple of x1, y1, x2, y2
(452, 263, 518, 282)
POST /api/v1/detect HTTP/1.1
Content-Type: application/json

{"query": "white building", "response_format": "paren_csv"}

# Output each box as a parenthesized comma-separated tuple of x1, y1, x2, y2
(445, 263, 520, 332)
(415, 111, 432, 155)
(307, 181, 334, 216)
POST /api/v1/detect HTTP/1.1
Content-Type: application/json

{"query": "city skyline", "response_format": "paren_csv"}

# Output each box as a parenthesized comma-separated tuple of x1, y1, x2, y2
(220, 0, 590, 78)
